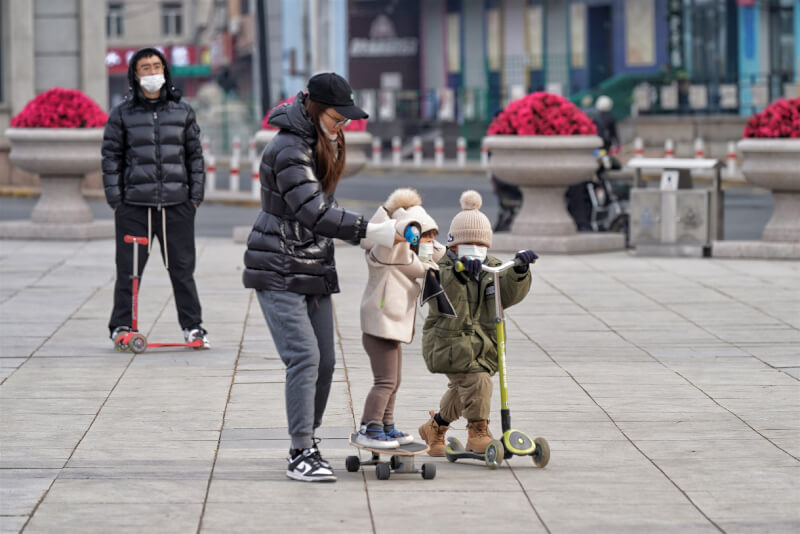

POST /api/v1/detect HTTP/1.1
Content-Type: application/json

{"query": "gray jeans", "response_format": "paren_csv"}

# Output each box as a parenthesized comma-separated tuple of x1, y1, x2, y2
(256, 290, 335, 450)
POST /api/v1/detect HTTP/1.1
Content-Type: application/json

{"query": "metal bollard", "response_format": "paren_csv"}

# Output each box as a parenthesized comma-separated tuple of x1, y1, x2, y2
(205, 154, 216, 193)
(371, 137, 381, 165)
(664, 138, 674, 158)
(456, 137, 466, 167)
(247, 137, 257, 163)
(392, 136, 401, 166)
(727, 141, 737, 179)
(229, 158, 240, 193)
(694, 137, 705, 158)
(480, 140, 488, 167)
(251, 158, 259, 200)
(412, 136, 422, 166)
(634, 136, 644, 157)
(434, 137, 444, 167)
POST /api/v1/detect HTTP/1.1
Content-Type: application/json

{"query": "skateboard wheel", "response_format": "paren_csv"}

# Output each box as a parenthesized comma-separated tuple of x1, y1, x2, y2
(345, 455, 360, 472)
(532, 437, 550, 468)
(129, 333, 147, 354)
(375, 463, 391, 480)
(484, 440, 504, 470)
(421, 463, 436, 480)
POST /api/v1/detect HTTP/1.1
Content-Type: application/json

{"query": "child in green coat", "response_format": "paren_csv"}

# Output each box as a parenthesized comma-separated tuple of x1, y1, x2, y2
(418, 190, 537, 456)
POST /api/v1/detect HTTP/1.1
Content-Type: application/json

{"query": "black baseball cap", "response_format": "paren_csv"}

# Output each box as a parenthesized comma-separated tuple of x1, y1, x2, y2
(307, 72, 369, 120)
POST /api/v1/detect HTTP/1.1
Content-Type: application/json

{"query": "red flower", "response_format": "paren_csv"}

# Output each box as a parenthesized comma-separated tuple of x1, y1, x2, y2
(10, 87, 107, 128)
(743, 98, 800, 138)
(261, 93, 368, 132)
(487, 92, 597, 136)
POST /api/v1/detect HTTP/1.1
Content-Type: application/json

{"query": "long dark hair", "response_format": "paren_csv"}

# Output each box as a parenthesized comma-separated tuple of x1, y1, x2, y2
(304, 98, 346, 194)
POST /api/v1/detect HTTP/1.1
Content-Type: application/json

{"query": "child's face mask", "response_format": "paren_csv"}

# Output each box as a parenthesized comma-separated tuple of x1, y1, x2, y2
(418, 242, 434, 261)
(458, 244, 487, 262)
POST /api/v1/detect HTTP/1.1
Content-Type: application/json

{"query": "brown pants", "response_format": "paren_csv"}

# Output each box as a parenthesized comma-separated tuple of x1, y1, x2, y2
(361, 333, 402, 424)
(439, 372, 493, 423)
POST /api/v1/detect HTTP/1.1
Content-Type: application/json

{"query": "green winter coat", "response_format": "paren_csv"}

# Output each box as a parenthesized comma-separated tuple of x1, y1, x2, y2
(422, 251, 531, 375)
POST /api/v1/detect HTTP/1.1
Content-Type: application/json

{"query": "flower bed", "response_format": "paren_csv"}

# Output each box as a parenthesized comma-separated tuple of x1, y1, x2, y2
(743, 98, 800, 139)
(260, 94, 367, 132)
(10, 87, 108, 128)
(487, 92, 597, 136)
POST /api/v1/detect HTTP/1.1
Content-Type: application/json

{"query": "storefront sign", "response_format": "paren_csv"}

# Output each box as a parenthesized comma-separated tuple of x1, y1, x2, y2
(626, 0, 655, 66)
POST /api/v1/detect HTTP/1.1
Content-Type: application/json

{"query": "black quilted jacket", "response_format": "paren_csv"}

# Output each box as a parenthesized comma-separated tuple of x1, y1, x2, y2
(242, 93, 368, 295)
(101, 48, 204, 209)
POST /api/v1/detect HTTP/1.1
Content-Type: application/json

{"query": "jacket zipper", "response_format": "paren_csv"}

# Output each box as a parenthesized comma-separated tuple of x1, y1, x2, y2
(153, 110, 162, 209)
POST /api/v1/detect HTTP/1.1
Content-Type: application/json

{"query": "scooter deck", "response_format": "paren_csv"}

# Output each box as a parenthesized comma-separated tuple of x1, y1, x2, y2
(147, 340, 204, 349)
(348, 433, 429, 456)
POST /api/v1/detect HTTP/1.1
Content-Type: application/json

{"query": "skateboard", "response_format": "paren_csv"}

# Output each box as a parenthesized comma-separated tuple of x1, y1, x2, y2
(345, 433, 437, 480)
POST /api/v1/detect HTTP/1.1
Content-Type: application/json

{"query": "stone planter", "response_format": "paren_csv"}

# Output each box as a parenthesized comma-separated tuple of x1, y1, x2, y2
(254, 129, 372, 178)
(484, 135, 624, 253)
(1, 128, 113, 239)
(737, 138, 800, 242)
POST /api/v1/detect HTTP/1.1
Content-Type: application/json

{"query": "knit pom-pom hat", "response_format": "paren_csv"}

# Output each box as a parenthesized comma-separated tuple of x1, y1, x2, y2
(447, 190, 492, 248)
(384, 188, 422, 216)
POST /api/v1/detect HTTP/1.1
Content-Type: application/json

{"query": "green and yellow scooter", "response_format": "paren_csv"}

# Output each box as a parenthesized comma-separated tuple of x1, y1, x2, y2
(446, 257, 550, 469)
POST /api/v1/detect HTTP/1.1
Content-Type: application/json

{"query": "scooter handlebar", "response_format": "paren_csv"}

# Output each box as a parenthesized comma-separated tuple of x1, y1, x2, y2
(124, 235, 149, 245)
(454, 257, 535, 274)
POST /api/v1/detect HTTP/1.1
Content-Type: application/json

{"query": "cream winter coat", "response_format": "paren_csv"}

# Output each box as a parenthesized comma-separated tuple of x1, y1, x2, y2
(360, 206, 444, 343)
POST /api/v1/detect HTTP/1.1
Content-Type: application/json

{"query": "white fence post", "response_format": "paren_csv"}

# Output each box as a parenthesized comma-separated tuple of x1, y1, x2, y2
(391, 136, 401, 166)
(480, 139, 489, 167)
(412, 136, 422, 166)
(251, 158, 259, 200)
(247, 137, 257, 163)
(232, 136, 242, 162)
(694, 137, 705, 158)
(664, 138, 674, 158)
(456, 136, 466, 167)
(434, 137, 444, 167)
(371, 137, 382, 165)
(205, 154, 216, 193)
(634, 136, 644, 157)
(727, 141, 737, 179)
(229, 158, 240, 193)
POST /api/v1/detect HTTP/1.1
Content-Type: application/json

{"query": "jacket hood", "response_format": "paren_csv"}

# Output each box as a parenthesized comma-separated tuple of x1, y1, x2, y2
(267, 92, 316, 142)
(126, 47, 182, 104)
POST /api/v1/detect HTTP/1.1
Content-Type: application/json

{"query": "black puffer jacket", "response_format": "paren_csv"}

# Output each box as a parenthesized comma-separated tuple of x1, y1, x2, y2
(243, 93, 368, 295)
(102, 47, 204, 209)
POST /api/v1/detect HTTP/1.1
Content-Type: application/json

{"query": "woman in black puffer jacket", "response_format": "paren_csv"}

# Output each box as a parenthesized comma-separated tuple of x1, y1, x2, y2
(243, 73, 407, 483)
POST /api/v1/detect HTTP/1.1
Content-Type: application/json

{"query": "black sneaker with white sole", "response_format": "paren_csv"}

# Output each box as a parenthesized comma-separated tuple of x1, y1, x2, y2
(312, 438, 331, 470)
(286, 447, 336, 482)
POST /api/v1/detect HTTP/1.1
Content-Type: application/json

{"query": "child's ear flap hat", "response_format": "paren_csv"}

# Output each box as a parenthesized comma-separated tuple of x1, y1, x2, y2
(384, 188, 422, 216)
(447, 190, 492, 248)
(404, 205, 438, 235)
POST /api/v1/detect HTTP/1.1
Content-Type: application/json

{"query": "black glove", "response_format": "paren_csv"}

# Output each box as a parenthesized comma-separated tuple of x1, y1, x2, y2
(459, 257, 483, 278)
(514, 250, 538, 273)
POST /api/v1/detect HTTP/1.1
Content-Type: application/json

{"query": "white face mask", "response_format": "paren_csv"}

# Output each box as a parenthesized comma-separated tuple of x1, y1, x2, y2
(319, 119, 339, 141)
(458, 244, 487, 262)
(139, 74, 165, 94)
(418, 242, 434, 261)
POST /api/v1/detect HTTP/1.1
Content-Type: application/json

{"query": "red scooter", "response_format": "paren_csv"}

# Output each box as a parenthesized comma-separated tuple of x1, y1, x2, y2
(114, 235, 204, 353)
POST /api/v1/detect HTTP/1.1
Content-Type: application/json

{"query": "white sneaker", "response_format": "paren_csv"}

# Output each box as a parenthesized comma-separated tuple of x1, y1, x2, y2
(286, 448, 336, 482)
(354, 424, 400, 449)
(385, 426, 415, 445)
(183, 327, 210, 349)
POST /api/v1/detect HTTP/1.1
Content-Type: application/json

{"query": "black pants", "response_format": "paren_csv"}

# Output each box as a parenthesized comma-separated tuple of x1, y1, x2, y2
(109, 201, 203, 334)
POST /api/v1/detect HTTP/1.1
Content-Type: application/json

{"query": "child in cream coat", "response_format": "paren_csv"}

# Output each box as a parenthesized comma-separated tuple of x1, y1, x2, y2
(355, 188, 445, 448)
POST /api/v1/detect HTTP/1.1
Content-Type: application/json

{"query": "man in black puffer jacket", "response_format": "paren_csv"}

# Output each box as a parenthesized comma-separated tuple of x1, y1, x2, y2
(102, 47, 209, 349)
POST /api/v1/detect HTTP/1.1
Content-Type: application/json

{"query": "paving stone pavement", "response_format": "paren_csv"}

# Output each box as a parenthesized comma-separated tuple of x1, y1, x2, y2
(0, 238, 798, 534)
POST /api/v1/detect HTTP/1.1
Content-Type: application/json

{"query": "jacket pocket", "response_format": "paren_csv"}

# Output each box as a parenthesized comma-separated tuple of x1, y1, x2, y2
(423, 329, 473, 374)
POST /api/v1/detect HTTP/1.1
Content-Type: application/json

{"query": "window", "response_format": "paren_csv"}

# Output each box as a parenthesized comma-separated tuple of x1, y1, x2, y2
(162, 2, 183, 36)
(107, 3, 124, 38)
(0, 2, 5, 104)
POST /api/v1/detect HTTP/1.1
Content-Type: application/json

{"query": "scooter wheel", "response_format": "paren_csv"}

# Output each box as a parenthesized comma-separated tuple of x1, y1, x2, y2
(445, 437, 464, 463)
(532, 437, 550, 468)
(345, 455, 360, 472)
(375, 463, 391, 480)
(129, 333, 147, 354)
(421, 463, 436, 480)
(484, 440, 504, 470)
(114, 338, 129, 352)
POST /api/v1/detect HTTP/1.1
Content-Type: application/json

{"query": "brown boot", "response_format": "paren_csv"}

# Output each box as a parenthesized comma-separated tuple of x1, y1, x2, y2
(418, 410, 449, 457)
(466, 420, 493, 453)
